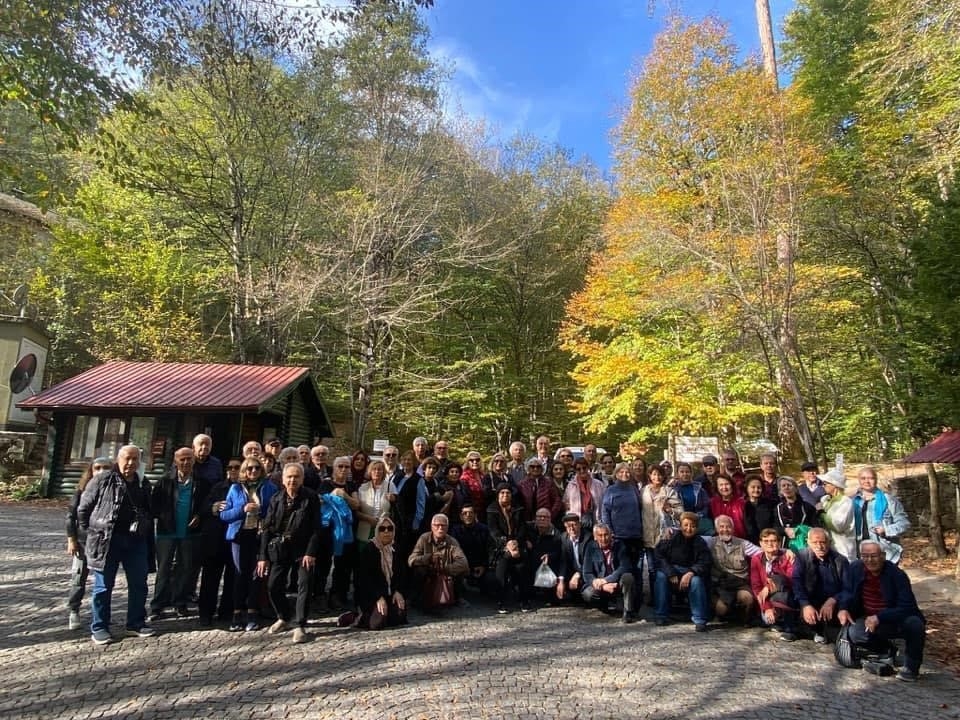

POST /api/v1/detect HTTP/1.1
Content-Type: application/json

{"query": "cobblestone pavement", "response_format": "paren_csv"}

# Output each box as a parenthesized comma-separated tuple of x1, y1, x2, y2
(1, 504, 958, 719)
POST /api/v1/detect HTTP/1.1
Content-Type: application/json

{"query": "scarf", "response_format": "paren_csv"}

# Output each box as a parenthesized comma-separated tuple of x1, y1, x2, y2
(578, 477, 594, 514)
(372, 531, 395, 594)
(854, 488, 889, 537)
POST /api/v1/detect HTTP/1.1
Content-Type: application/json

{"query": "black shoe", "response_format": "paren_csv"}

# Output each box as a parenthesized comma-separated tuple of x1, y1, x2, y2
(655, 618, 669, 627)
(175, 606, 190, 618)
(520, 601, 533, 613)
(198, 615, 213, 628)
(622, 613, 636, 624)
(497, 603, 509, 615)
(695, 623, 708, 633)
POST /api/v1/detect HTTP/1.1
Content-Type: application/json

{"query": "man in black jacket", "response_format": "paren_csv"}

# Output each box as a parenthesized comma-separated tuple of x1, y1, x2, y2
(558, 512, 592, 603)
(150, 446, 209, 620)
(257, 463, 321, 644)
(654, 512, 712, 631)
(791, 528, 848, 643)
(78, 445, 155, 645)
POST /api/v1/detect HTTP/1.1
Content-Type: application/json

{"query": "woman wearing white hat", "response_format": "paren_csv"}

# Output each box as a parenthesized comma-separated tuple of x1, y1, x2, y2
(819, 469, 856, 561)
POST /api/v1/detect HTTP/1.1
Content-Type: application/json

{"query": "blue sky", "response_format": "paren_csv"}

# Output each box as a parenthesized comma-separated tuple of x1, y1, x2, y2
(425, 1, 796, 173)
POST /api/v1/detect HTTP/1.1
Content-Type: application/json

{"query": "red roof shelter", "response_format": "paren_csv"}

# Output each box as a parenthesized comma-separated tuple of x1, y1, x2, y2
(901, 430, 960, 464)
(18, 361, 333, 496)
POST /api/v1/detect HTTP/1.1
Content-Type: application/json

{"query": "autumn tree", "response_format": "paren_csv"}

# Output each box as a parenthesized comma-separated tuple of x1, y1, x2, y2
(563, 17, 848, 458)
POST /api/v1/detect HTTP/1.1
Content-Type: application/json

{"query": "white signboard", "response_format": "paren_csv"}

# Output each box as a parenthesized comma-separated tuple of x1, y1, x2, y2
(674, 436, 720, 463)
(372, 438, 389, 452)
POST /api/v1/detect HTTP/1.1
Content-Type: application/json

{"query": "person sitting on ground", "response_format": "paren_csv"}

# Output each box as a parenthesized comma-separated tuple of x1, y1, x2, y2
(706, 514, 759, 625)
(791, 527, 849, 644)
(558, 512, 592, 603)
(524, 508, 565, 606)
(581, 522, 638, 623)
(488, 484, 529, 614)
(408, 513, 469, 612)
(836, 539, 926, 682)
(819, 469, 856, 561)
(354, 517, 407, 630)
(450, 504, 493, 593)
(653, 511, 712, 631)
(750, 528, 798, 641)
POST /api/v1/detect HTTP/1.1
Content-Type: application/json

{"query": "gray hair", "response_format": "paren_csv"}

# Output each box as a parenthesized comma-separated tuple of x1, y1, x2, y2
(277, 446, 300, 465)
(432, 513, 449, 526)
(192, 433, 212, 447)
(117, 445, 141, 461)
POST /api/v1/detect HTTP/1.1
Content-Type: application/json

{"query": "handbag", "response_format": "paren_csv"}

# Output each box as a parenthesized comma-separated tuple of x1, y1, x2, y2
(533, 560, 558, 588)
(834, 624, 862, 669)
(425, 573, 455, 608)
(267, 535, 292, 563)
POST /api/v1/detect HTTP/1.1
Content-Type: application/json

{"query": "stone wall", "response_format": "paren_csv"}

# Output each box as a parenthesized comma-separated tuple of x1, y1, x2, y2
(888, 470, 959, 534)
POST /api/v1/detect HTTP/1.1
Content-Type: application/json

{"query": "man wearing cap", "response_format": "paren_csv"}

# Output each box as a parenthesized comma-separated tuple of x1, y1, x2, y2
(558, 512, 592, 602)
(820, 469, 856, 560)
(798, 461, 826, 509)
(792, 527, 849, 643)
(694, 454, 720, 496)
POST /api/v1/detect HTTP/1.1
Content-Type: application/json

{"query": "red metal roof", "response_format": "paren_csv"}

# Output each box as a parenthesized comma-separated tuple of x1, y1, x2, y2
(901, 430, 960, 463)
(18, 361, 313, 413)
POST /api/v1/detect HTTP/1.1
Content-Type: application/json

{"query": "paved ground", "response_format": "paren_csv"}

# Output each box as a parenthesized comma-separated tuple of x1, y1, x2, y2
(1, 504, 958, 720)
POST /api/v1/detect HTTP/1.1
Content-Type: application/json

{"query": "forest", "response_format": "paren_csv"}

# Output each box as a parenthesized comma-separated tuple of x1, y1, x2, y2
(1, 0, 958, 467)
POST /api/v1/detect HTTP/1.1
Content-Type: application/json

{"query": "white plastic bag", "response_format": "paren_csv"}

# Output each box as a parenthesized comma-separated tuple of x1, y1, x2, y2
(533, 560, 558, 588)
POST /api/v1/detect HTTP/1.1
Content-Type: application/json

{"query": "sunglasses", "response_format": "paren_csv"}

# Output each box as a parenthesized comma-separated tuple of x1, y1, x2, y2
(244, 466, 262, 472)
(227, 465, 242, 470)
(377, 526, 395, 533)
(468, 458, 481, 463)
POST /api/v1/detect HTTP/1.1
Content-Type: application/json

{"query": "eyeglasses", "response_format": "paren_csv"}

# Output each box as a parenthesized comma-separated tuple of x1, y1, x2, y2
(468, 458, 480, 463)
(377, 526, 395, 533)
(860, 553, 882, 559)
(384, 452, 397, 457)
(227, 464, 242, 470)
(244, 467, 262, 473)
(431, 522, 448, 527)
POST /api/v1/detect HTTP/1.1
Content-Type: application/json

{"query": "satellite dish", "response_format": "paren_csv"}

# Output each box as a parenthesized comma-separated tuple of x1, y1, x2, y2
(9, 353, 37, 394)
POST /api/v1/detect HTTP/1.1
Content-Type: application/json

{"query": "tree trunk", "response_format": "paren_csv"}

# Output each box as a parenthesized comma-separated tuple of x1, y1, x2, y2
(925, 462, 947, 557)
(755, 0, 778, 88)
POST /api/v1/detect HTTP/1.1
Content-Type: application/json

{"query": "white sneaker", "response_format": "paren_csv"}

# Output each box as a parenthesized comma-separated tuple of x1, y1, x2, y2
(68, 611, 82, 631)
(268, 619, 289, 634)
(292, 627, 308, 644)
(814, 633, 827, 644)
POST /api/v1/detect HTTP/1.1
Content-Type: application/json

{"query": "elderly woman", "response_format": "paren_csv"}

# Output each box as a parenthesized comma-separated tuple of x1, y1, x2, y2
(750, 527, 797, 640)
(460, 452, 487, 513)
(352, 460, 398, 545)
(709, 476, 747, 539)
(221, 456, 276, 631)
(487, 483, 528, 613)
(354, 517, 407, 629)
(775, 477, 819, 548)
(819, 469, 856, 560)
(640, 464, 682, 603)
(564, 458, 605, 532)
(598, 454, 617, 485)
(743, 476, 777, 544)
(706, 515, 759, 624)
(483, 453, 511, 508)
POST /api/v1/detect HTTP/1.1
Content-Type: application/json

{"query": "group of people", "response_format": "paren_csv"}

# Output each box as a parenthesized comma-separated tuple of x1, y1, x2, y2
(64, 434, 925, 681)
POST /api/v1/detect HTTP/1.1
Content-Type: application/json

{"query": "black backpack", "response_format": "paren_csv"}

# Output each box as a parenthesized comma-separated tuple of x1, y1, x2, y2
(834, 624, 862, 669)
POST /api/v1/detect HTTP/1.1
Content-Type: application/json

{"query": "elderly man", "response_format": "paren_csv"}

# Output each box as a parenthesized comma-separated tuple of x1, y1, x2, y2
(78, 445, 155, 645)
(191, 434, 223, 486)
(525, 508, 565, 606)
(531, 435, 552, 470)
(408, 513, 469, 611)
(433, 439, 453, 478)
(382, 445, 402, 484)
(654, 512, 712, 630)
(412, 436, 431, 464)
(583, 444, 600, 474)
(582, 522, 637, 623)
(304, 444, 331, 490)
(242, 440, 262, 460)
(837, 540, 926, 681)
(257, 463, 321, 644)
(558, 512, 592, 603)
(853, 466, 910, 563)
(792, 527, 849, 644)
(707, 514, 757, 625)
(798, 461, 826, 509)
(507, 441, 527, 486)
(150, 447, 209, 620)
(720, 448, 746, 492)
(450, 503, 493, 593)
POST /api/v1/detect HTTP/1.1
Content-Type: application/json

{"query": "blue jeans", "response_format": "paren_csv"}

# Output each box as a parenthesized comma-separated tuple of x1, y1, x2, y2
(655, 567, 710, 625)
(91, 532, 149, 633)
